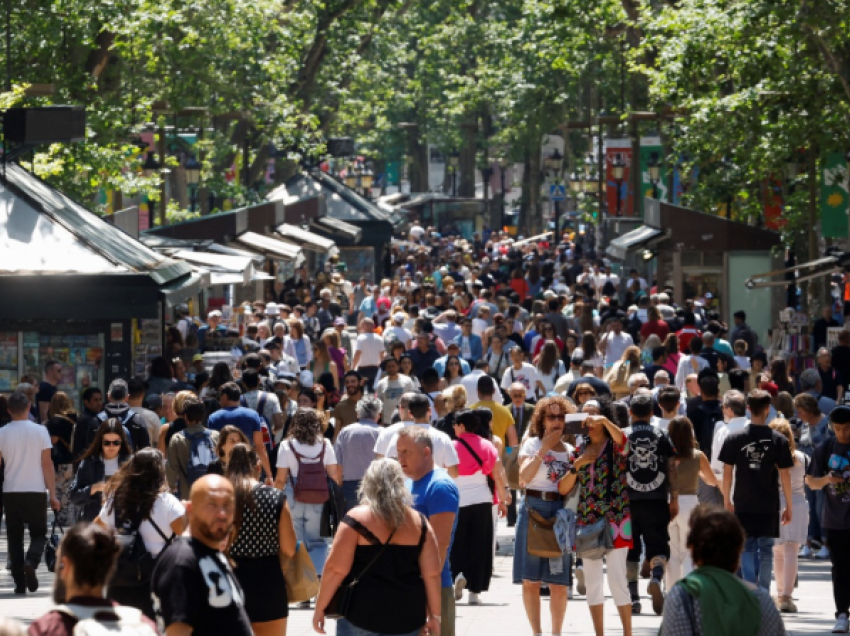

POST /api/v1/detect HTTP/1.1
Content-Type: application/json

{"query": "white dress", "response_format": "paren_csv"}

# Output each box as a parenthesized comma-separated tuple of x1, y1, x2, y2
(778, 450, 809, 544)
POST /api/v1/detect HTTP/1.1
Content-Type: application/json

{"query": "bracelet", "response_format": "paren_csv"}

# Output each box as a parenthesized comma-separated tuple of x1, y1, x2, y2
(536, 453, 546, 462)
(430, 615, 442, 622)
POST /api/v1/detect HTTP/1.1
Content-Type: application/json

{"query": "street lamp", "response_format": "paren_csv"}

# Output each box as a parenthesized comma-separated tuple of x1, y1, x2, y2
(647, 152, 661, 199)
(344, 164, 358, 189)
(184, 155, 201, 213)
(449, 150, 459, 196)
(544, 148, 564, 174)
(142, 150, 160, 178)
(612, 153, 626, 217)
(361, 165, 374, 198)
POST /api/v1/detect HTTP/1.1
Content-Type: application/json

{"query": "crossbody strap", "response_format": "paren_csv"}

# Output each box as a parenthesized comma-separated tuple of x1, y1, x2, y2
(350, 527, 397, 586)
(457, 437, 486, 471)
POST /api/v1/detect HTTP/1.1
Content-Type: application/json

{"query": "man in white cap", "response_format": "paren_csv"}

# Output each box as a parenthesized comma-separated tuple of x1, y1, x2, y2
(265, 302, 281, 327)
(384, 313, 414, 351)
(198, 309, 227, 352)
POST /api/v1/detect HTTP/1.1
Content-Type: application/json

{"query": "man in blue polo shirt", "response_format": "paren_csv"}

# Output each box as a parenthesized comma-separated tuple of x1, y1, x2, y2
(397, 426, 459, 636)
(207, 381, 273, 480)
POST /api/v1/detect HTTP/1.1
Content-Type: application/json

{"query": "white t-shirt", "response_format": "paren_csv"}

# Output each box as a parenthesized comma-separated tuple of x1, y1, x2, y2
(519, 437, 575, 492)
(0, 420, 52, 492)
(103, 457, 120, 477)
(734, 356, 751, 370)
(384, 423, 460, 469)
(354, 333, 385, 367)
(536, 361, 567, 394)
(472, 318, 488, 338)
(385, 326, 414, 347)
(602, 331, 634, 366)
(375, 375, 415, 425)
(460, 370, 487, 406)
(276, 438, 337, 478)
(99, 493, 185, 556)
(374, 422, 407, 456)
(501, 363, 540, 400)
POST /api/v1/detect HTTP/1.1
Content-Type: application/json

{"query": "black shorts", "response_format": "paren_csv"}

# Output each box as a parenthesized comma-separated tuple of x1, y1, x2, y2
(233, 555, 288, 622)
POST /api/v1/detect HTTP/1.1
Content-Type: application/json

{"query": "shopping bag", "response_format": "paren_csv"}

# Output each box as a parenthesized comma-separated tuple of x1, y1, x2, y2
(281, 541, 319, 603)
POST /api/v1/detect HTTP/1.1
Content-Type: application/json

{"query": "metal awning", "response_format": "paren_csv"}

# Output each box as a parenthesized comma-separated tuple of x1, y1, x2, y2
(210, 271, 275, 286)
(606, 226, 664, 260)
(275, 223, 338, 257)
(310, 216, 362, 242)
(512, 231, 553, 247)
(159, 270, 209, 305)
(744, 255, 848, 289)
(235, 231, 303, 263)
(173, 250, 255, 273)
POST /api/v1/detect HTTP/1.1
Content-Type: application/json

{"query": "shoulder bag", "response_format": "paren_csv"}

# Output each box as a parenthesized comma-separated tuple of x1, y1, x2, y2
(575, 439, 615, 560)
(281, 540, 320, 603)
(526, 508, 563, 558)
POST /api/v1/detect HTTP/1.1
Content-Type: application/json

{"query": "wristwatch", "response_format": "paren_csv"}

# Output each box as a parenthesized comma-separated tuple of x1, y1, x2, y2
(569, 466, 577, 475)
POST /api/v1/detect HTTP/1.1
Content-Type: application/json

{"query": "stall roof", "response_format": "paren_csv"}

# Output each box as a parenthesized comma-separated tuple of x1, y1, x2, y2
(235, 231, 303, 262)
(606, 226, 664, 260)
(275, 223, 338, 257)
(0, 163, 190, 285)
(172, 250, 256, 273)
(310, 216, 362, 243)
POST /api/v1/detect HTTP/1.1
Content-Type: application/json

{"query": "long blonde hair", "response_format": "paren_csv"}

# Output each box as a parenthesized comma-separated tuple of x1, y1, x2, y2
(769, 417, 798, 462)
(359, 458, 413, 529)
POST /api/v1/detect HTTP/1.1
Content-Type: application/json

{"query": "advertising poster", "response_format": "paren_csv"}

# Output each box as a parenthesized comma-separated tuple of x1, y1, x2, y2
(822, 152, 849, 239)
(638, 138, 667, 218)
(605, 138, 634, 217)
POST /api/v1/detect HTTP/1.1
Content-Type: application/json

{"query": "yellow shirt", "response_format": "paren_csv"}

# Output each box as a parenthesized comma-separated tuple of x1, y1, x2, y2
(470, 400, 515, 446)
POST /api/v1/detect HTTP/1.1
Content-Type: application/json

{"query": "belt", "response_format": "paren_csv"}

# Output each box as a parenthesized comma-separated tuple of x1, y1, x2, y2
(525, 489, 565, 502)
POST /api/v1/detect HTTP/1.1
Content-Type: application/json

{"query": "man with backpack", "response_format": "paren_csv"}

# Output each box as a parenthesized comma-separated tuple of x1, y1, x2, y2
(28, 523, 159, 635)
(240, 369, 283, 456)
(207, 382, 273, 482)
(166, 398, 219, 499)
(97, 379, 151, 452)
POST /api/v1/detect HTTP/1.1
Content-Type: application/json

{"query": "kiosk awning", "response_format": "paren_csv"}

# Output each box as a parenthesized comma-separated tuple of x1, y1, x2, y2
(276, 223, 338, 257)
(235, 231, 303, 263)
(310, 216, 362, 242)
(606, 226, 663, 260)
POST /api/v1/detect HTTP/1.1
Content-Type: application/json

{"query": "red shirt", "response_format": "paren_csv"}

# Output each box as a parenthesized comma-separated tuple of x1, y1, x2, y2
(640, 320, 670, 342)
(676, 327, 702, 353)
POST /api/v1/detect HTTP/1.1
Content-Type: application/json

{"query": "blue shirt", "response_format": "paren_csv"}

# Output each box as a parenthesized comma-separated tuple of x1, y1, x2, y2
(411, 469, 460, 588)
(359, 297, 378, 317)
(207, 406, 262, 441)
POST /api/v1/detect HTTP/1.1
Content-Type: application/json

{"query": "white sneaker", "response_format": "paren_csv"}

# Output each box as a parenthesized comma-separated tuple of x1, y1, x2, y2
(454, 573, 467, 601)
(567, 586, 574, 600)
(817, 546, 831, 559)
(833, 613, 849, 633)
(799, 544, 813, 558)
(468, 592, 480, 605)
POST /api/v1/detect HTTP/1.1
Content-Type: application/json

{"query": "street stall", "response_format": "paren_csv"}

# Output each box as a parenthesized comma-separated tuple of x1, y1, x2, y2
(0, 163, 203, 400)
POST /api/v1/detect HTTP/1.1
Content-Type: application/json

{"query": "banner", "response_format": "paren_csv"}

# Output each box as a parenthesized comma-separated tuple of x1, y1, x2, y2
(638, 137, 667, 217)
(605, 138, 633, 217)
(672, 156, 698, 206)
(762, 177, 785, 230)
(822, 152, 849, 239)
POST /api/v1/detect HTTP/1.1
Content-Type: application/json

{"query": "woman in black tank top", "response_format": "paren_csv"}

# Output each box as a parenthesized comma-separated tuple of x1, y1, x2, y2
(314, 458, 442, 636)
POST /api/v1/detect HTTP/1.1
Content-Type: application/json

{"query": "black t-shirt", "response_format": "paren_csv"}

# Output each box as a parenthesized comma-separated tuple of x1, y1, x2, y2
(718, 425, 794, 518)
(623, 422, 674, 501)
(818, 367, 844, 401)
(46, 414, 76, 466)
(36, 381, 57, 409)
(152, 537, 252, 636)
(808, 437, 850, 530)
(833, 345, 850, 390)
(687, 399, 723, 460)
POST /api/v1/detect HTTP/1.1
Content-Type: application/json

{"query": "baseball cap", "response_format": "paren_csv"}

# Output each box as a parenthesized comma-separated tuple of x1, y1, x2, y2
(265, 302, 280, 316)
(393, 313, 405, 324)
(207, 309, 223, 318)
(334, 317, 346, 327)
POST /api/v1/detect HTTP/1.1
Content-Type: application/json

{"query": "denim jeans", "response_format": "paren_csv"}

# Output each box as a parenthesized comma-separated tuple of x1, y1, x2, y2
(341, 480, 361, 515)
(741, 536, 774, 591)
(805, 484, 824, 542)
(285, 485, 328, 575)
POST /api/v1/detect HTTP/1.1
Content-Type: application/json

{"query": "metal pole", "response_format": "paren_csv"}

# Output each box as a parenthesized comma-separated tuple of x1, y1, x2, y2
(554, 199, 560, 245)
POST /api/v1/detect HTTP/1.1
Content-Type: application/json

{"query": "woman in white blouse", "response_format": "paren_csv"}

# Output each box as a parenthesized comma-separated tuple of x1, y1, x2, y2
(285, 320, 313, 369)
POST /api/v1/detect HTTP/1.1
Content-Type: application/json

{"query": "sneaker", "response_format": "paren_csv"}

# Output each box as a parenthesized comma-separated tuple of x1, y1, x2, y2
(632, 600, 642, 614)
(779, 598, 798, 613)
(648, 578, 665, 615)
(23, 562, 38, 593)
(817, 546, 831, 559)
(833, 613, 850, 633)
(454, 573, 467, 601)
(800, 544, 813, 558)
(575, 567, 586, 596)
(468, 592, 480, 605)
(298, 600, 311, 609)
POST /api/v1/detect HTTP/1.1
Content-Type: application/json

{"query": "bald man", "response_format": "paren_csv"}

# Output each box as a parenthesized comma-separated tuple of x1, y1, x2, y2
(151, 476, 252, 636)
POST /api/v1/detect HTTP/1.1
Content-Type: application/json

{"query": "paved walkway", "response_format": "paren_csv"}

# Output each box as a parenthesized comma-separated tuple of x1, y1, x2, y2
(0, 517, 838, 634)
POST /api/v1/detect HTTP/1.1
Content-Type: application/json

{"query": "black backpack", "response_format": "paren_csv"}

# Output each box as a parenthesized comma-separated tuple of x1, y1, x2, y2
(110, 509, 172, 587)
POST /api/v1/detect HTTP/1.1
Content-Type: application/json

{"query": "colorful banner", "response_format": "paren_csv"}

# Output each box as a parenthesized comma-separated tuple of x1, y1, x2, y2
(605, 138, 633, 217)
(822, 152, 849, 239)
(638, 138, 667, 217)
(672, 156, 698, 206)
(762, 177, 786, 230)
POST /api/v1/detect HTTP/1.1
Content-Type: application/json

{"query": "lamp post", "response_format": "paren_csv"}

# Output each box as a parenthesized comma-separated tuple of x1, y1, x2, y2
(612, 153, 626, 217)
(647, 152, 661, 199)
(184, 155, 201, 213)
(142, 150, 160, 178)
(449, 150, 459, 197)
(344, 163, 358, 190)
(499, 156, 509, 230)
(545, 149, 564, 241)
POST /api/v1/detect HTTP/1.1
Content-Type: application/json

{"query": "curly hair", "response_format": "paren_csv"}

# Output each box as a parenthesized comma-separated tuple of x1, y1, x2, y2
(105, 448, 168, 522)
(288, 407, 323, 445)
(447, 384, 468, 411)
(527, 395, 576, 439)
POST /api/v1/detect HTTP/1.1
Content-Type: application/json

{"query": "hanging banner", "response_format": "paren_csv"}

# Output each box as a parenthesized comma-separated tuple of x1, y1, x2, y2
(762, 177, 785, 230)
(605, 138, 633, 217)
(822, 152, 849, 239)
(672, 156, 699, 206)
(638, 137, 667, 217)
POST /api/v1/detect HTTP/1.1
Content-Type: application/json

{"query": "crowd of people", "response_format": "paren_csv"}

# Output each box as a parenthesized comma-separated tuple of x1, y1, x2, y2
(0, 225, 848, 635)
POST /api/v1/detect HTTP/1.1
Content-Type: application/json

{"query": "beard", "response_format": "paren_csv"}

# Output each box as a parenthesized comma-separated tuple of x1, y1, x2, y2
(195, 518, 233, 544)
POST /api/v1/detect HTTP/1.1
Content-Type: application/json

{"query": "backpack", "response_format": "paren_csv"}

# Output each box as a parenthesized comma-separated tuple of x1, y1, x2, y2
(181, 429, 216, 488)
(55, 603, 157, 636)
(110, 512, 171, 587)
(289, 443, 330, 504)
(241, 392, 274, 454)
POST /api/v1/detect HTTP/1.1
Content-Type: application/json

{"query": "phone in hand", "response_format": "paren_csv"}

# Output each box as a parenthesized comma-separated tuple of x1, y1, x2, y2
(563, 413, 589, 435)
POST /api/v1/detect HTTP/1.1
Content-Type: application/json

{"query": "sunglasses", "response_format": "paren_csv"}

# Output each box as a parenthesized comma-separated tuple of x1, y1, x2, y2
(545, 414, 565, 421)
(102, 440, 122, 447)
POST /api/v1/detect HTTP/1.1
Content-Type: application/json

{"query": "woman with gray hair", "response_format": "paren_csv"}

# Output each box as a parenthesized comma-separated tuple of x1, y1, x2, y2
(334, 395, 384, 513)
(314, 459, 442, 636)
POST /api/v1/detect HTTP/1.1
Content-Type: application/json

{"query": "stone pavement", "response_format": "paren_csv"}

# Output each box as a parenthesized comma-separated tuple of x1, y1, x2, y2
(0, 516, 838, 634)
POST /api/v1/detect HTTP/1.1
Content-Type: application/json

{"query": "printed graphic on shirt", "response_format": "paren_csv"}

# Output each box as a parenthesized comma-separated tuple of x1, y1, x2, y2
(625, 424, 670, 493)
(742, 440, 771, 470)
(542, 452, 569, 483)
(827, 452, 850, 502)
(199, 554, 244, 609)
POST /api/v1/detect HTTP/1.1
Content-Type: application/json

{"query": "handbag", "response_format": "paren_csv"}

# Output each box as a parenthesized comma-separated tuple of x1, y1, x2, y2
(575, 439, 615, 560)
(324, 527, 396, 619)
(281, 541, 320, 603)
(526, 509, 562, 558)
(45, 519, 64, 573)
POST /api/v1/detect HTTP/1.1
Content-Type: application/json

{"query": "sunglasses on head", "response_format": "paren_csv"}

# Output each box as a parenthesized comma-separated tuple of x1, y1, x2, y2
(102, 440, 122, 447)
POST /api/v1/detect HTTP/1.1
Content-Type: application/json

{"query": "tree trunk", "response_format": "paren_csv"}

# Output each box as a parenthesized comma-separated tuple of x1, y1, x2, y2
(459, 119, 477, 197)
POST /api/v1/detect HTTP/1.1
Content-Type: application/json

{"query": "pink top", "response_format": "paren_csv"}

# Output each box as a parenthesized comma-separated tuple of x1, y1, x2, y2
(453, 432, 499, 506)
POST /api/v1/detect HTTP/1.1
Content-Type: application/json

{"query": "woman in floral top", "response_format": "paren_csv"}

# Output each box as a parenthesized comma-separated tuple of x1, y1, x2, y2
(559, 397, 632, 636)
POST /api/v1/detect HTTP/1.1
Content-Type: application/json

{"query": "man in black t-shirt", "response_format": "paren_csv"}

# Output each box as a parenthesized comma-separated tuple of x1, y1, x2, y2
(623, 394, 678, 616)
(687, 374, 724, 507)
(719, 389, 793, 592)
(807, 405, 850, 633)
(36, 359, 62, 423)
(152, 475, 252, 636)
